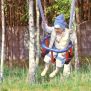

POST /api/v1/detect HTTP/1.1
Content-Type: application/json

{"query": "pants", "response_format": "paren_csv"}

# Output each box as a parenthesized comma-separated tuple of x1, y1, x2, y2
(44, 52, 66, 67)
(44, 52, 71, 75)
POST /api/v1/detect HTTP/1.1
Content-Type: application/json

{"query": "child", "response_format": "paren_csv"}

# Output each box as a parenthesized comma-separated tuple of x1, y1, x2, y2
(41, 14, 72, 78)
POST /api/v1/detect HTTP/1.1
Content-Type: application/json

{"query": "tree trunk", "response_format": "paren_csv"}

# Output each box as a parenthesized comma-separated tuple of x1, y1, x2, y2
(0, 0, 5, 81)
(36, 0, 40, 65)
(74, 33, 79, 70)
(28, 0, 36, 84)
(69, 0, 79, 70)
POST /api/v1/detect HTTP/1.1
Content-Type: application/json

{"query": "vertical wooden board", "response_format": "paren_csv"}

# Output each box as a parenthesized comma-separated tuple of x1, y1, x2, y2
(77, 21, 91, 56)
(2, 0, 29, 62)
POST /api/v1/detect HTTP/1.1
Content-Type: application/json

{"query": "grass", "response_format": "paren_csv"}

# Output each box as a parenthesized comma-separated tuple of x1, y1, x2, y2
(0, 65, 91, 91)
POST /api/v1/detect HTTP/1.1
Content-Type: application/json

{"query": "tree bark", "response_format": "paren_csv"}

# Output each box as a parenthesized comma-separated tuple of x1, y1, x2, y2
(36, 0, 40, 65)
(74, 33, 80, 70)
(28, 0, 36, 84)
(0, 0, 5, 81)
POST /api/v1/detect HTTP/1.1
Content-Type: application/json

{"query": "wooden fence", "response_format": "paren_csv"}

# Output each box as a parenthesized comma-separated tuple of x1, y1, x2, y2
(76, 0, 91, 23)
(77, 21, 91, 56)
(0, 0, 29, 67)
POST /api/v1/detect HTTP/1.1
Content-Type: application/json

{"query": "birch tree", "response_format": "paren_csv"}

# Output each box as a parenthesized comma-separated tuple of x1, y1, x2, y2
(0, 0, 5, 82)
(36, 0, 40, 65)
(69, 0, 79, 70)
(28, 0, 36, 83)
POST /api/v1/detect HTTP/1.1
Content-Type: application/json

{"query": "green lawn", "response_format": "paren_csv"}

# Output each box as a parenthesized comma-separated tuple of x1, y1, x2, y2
(0, 66, 91, 91)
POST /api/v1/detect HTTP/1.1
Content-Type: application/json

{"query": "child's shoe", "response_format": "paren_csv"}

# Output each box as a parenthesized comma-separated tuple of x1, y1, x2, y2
(49, 69, 58, 78)
(41, 68, 48, 76)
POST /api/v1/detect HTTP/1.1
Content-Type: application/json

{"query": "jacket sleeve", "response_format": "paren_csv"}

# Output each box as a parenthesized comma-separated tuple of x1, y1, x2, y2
(42, 23, 54, 33)
(49, 30, 56, 48)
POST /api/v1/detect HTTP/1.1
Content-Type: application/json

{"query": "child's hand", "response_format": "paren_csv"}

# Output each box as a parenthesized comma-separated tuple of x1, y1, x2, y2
(41, 20, 48, 28)
(41, 21, 45, 29)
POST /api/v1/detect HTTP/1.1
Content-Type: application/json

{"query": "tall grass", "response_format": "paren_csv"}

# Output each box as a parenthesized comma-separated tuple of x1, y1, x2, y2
(0, 64, 91, 91)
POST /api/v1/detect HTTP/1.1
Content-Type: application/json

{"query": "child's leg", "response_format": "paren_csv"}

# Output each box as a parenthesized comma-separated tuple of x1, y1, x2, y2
(63, 62, 71, 77)
(49, 66, 60, 78)
(41, 52, 57, 76)
(41, 53, 51, 76)
(49, 54, 65, 78)
(41, 63, 50, 76)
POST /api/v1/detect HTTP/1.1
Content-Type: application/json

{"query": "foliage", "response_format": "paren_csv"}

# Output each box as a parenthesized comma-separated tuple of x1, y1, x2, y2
(3, 0, 72, 25)
(46, 0, 72, 24)
(4, 0, 28, 25)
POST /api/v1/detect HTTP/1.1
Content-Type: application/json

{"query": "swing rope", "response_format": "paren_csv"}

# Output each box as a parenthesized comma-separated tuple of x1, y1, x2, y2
(69, 0, 76, 29)
(37, 0, 46, 24)
(37, 0, 55, 63)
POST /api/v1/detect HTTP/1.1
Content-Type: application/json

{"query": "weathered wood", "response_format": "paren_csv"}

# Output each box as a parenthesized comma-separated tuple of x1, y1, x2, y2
(76, 0, 91, 23)
(0, 0, 29, 66)
(77, 20, 91, 56)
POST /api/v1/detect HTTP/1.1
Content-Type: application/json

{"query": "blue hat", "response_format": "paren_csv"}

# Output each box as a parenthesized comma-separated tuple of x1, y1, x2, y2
(54, 14, 67, 30)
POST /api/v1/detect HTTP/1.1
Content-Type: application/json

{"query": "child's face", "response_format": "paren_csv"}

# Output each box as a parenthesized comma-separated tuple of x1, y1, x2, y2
(55, 28, 63, 35)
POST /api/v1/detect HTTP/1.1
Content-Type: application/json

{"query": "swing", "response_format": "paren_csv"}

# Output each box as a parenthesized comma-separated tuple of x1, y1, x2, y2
(37, 0, 74, 64)
(41, 35, 73, 64)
